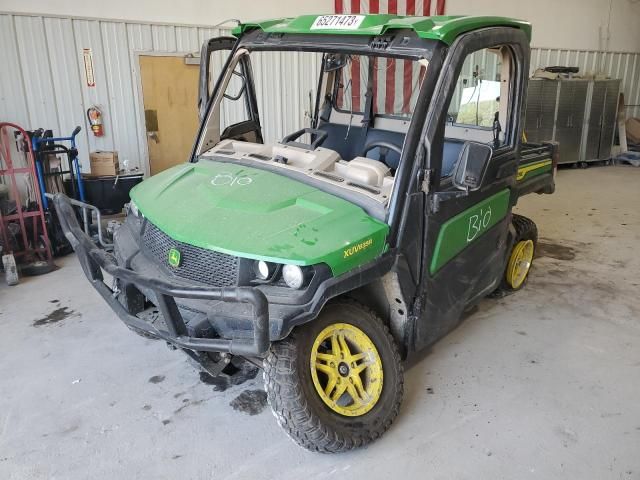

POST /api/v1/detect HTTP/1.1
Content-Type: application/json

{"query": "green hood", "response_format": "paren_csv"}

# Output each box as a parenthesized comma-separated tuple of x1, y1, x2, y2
(130, 159, 389, 276)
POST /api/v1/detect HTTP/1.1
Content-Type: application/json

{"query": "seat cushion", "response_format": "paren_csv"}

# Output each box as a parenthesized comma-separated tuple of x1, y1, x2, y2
(317, 122, 363, 160)
(317, 122, 464, 177)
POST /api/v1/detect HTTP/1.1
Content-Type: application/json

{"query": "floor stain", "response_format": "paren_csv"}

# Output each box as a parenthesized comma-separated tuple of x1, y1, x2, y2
(199, 362, 259, 392)
(148, 375, 165, 384)
(229, 389, 268, 416)
(547, 269, 567, 277)
(33, 307, 77, 327)
(601, 412, 622, 418)
(555, 426, 579, 447)
(173, 398, 206, 415)
(536, 240, 577, 261)
(60, 424, 80, 435)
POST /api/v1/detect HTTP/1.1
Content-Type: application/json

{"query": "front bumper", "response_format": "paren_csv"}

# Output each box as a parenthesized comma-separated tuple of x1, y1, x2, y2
(53, 193, 270, 356)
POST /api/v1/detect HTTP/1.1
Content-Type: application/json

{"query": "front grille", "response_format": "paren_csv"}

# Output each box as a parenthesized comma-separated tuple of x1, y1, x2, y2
(142, 221, 239, 287)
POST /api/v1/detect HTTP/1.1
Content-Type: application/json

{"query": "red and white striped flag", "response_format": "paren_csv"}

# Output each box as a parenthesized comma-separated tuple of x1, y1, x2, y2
(334, 0, 445, 115)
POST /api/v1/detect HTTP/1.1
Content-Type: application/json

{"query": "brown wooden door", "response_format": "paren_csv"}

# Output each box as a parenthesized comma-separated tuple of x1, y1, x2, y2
(139, 55, 200, 175)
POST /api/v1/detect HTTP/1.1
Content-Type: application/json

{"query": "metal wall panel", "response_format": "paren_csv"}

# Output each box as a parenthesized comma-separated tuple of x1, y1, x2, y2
(43, 16, 92, 170)
(251, 51, 322, 143)
(175, 26, 199, 53)
(101, 21, 140, 173)
(0, 12, 225, 174)
(1, 12, 639, 176)
(126, 23, 153, 51)
(14, 16, 59, 131)
(74, 19, 120, 158)
(126, 23, 154, 170)
(530, 47, 640, 118)
(151, 25, 178, 52)
(0, 15, 29, 127)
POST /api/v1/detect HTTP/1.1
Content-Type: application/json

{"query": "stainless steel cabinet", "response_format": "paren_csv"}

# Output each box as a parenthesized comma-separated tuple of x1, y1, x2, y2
(555, 80, 589, 164)
(524, 80, 558, 143)
(597, 79, 620, 160)
(524, 80, 543, 142)
(525, 78, 621, 164)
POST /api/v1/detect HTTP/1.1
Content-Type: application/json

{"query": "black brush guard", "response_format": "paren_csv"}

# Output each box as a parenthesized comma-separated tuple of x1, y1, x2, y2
(52, 193, 270, 357)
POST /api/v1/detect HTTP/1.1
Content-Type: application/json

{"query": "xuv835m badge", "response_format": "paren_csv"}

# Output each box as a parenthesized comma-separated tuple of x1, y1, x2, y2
(343, 238, 373, 258)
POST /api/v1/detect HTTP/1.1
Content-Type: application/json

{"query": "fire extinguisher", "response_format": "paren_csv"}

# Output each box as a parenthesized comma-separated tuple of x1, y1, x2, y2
(87, 105, 104, 137)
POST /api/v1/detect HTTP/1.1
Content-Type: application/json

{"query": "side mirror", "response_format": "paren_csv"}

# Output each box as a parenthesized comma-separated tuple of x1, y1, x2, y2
(453, 141, 493, 191)
(198, 37, 237, 121)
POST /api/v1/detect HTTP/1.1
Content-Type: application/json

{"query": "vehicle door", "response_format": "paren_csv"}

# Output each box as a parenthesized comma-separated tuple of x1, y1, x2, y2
(414, 27, 531, 350)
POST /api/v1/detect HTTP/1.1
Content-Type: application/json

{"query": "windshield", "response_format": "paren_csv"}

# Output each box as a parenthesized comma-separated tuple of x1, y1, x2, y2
(207, 49, 428, 142)
(195, 46, 429, 212)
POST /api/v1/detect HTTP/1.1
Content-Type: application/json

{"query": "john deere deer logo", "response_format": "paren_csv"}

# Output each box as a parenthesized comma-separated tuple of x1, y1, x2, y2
(168, 248, 181, 268)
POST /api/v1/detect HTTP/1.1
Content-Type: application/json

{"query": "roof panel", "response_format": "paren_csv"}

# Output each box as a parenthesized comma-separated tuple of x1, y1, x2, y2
(233, 14, 532, 45)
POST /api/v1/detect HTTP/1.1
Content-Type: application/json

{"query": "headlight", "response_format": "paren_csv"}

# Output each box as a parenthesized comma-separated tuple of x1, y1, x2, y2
(129, 200, 139, 217)
(282, 264, 307, 289)
(254, 260, 276, 280)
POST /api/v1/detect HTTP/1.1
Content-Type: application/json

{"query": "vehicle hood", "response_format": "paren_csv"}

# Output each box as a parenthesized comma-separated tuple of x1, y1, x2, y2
(129, 159, 389, 276)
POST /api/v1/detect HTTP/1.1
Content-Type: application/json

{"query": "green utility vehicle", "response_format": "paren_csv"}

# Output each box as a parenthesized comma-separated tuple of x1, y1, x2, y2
(56, 14, 557, 452)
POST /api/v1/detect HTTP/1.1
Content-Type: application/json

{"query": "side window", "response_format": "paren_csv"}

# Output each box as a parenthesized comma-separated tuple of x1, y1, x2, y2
(446, 46, 512, 147)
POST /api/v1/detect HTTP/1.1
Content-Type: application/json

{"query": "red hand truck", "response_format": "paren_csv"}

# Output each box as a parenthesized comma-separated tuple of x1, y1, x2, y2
(0, 122, 53, 268)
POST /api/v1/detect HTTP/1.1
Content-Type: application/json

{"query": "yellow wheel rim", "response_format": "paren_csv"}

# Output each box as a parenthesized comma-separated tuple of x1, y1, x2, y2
(310, 323, 383, 417)
(506, 239, 534, 289)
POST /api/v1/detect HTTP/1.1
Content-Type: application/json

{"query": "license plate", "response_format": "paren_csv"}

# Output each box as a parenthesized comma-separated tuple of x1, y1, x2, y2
(311, 15, 366, 30)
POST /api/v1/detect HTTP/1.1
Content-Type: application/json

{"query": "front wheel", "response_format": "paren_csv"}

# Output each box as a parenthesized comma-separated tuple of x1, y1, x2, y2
(263, 300, 403, 453)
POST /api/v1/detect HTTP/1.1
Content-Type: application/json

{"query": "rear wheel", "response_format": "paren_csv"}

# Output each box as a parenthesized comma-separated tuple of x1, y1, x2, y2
(499, 214, 538, 292)
(263, 300, 403, 453)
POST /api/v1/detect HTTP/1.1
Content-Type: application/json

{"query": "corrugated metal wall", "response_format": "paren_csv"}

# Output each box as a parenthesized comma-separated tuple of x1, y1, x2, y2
(530, 47, 640, 118)
(246, 51, 321, 143)
(1, 12, 639, 174)
(0, 13, 228, 173)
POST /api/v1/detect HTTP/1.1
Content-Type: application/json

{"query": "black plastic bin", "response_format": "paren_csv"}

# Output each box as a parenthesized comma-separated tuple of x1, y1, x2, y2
(65, 174, 143, 214)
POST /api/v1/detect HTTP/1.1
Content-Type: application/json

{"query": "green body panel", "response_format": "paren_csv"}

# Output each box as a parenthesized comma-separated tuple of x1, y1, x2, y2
(130, 160, 389, 276)
(233, 14, 531, 45)
(430, 189, 511, 274)
(516, 159, 552, 182)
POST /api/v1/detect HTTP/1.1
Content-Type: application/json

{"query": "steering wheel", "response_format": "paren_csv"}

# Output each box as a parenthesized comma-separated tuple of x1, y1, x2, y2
(362, 140, 402, 164)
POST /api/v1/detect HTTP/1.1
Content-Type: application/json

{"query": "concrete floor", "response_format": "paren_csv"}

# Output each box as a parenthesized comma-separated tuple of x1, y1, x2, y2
(1, 165, 639, 479)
